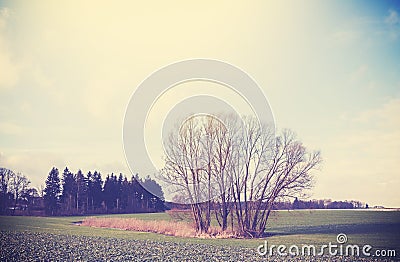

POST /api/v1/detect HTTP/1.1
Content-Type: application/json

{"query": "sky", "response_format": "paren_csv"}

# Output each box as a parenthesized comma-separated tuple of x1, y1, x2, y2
(0, 1, 399, 207)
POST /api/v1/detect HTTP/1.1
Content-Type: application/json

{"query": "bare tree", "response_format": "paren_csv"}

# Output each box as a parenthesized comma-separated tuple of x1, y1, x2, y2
(0, 169, 31, 214)
(231, 126, 321, 237)
(160, 114, 321, 237)
(208, 114, 237, 231)
(0, 167, 15, 213)
(10, 172, 30, 213)
(160, 116, 213, 233)
(228, 116, 275, 236)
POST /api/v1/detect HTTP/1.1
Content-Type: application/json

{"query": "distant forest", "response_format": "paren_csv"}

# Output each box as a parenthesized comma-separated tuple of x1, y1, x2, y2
(168, 198, 368, 211)
(1, 166, 370, 216)
(0, 167, 165, 216)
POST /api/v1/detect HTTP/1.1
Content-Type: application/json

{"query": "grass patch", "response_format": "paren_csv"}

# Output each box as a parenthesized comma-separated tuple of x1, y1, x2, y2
(82, 217, 196, 237)
(82, 216, 238, 239)
(0, 210, 399, 250)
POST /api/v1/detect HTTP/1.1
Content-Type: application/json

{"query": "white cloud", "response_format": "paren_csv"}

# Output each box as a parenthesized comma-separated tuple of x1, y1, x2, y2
(384, 9, 400, 40)
(0, 150, 73, 189)
(0, 7, 19, 90)
(0, 148, 130, 189)
(0, 7, 10, 28)
(385, 9, 399, 25)
(316, 98, 400, 207)
(354, 97, 400, 129)
(331, 9, 400, 45)
(0, 122, 24, 135)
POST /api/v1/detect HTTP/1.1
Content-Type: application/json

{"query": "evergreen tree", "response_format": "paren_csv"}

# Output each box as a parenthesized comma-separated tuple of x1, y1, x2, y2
(117, 173, 124, 210)
(103, 174, 115, 211)
(75, 170, 87, 213)
(293, 197, 299, 209)
(132, 174, 144, 209)
(142, 176, 164, 201)
(44, 167, 165, 214)
(44, 167, 61, 215)
(61, 167, 75, 213)
(120, 176, 129, 210)
(87, 171, 93, 211)
(91, 171, 103, 210)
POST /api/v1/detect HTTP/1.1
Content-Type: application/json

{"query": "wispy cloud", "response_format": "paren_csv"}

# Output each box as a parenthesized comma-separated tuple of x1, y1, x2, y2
(0, 7, 19, 89)
(384, 9, 400, 39)
(318, 98, 400, 207)
(0, 7, 10, 28)
(0, 122, 24, 135)
(330, 30, 362, 46)
(385, 9, 399, 25)
(331, 8, 400, 45)
(354, 97, 400, 129)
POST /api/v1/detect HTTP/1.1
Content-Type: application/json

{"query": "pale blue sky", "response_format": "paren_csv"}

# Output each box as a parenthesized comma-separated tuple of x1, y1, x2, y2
(0, 1, 399, 206)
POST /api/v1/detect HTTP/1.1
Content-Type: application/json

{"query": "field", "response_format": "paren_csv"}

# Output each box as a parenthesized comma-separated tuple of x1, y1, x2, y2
(0, 210, 399, 261)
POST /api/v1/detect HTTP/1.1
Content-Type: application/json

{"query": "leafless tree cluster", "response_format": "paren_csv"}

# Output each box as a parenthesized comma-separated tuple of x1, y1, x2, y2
(0, 167, 32, 214)
(160, 114, 321, 237)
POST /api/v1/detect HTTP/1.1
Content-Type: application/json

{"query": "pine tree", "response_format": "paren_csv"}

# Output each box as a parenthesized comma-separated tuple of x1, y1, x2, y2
(87, 171, 93, 211)
(61, 167, 75, 213)
(142, 176, 164, 201)
(44, 167, 61, 215)
(75, 170, 87, 213)
(131, 174, 145, 211)
(117, 173, 123, 210)
(91, 171, 103, 210)
(120, 176, 129, 210)
(103, 174, 113, 211)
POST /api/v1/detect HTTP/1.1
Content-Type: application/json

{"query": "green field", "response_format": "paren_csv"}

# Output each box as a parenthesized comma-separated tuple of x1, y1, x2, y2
(0, 210, 399, 261)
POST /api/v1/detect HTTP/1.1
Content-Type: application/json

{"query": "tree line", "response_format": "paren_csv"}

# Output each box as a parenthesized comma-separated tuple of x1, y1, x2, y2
(0, 166, 165, 216)
(168, 198, 366, 211)
(291, 198, 365, 209)
(0, 164, 369, 219)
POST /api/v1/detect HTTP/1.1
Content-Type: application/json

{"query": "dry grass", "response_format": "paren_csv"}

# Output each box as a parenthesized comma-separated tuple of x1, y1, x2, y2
(82, 217, 196, 237)
(198, 226, 239, 239)
(82, 217, 240, 239)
